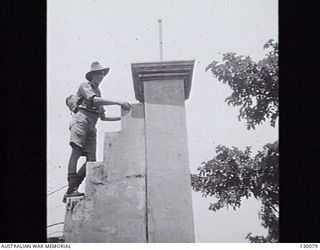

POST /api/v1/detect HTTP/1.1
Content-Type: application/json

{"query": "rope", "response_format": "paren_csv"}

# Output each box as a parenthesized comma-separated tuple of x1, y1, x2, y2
(47, 222, 64, 228)
(47, 185, 68, 196)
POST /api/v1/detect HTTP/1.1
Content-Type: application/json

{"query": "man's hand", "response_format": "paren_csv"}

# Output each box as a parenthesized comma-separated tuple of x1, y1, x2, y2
(120, 102, 132, 111)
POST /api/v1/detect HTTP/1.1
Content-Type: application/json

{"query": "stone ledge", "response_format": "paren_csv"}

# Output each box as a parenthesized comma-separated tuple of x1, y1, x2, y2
(131, 60, 195, 102)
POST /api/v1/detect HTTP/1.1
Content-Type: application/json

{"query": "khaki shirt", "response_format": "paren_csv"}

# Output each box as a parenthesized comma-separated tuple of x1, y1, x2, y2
(77, 82, 105, 118)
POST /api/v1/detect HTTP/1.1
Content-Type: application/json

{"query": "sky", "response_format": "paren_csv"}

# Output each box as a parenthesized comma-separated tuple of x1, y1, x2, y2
(47, 0, 278, 242)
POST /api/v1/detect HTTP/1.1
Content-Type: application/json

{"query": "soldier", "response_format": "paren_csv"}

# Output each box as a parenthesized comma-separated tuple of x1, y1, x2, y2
(63, 61, 132, 202)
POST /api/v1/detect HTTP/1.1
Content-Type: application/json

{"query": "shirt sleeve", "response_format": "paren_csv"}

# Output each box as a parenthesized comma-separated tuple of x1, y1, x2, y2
(78, 83, 98, 102)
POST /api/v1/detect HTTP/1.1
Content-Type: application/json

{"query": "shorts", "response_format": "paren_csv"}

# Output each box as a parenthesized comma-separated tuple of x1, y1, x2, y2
(69, 110, 98, 156)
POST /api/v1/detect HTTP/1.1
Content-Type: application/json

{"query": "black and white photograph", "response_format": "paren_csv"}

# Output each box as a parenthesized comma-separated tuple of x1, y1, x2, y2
(47, 0, 278, 243)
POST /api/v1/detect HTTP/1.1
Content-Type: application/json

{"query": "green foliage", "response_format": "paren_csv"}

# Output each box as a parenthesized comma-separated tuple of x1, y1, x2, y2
(191, 141, 279, 243)
(192, 40, 279, 242)
(206, 39, 278, 130)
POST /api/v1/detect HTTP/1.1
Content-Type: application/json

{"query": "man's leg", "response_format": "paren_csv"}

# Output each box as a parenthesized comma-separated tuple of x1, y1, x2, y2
(75, 124, 97, 189)
(64, 112, 89, 202)
(76, 152, 96, 189)
(68, 143, 82, 174)
(63, 144, 84, 203)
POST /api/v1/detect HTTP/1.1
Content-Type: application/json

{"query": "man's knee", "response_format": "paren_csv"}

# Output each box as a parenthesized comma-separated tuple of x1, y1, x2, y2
(86, 153, 96, 162)
(71, 143, 82, 156)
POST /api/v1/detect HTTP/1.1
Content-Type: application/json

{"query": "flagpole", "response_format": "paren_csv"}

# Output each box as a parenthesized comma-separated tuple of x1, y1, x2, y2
(157, 18, 163, 61)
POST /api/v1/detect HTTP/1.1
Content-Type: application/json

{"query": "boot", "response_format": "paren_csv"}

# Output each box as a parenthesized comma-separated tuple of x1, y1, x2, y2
(62, 173, 84, 203)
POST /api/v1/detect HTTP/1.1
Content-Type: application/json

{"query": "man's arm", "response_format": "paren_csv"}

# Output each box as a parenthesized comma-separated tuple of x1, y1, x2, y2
(99, 103, 131, 121)
(100, 115, 121, 121)
(92, 97, 132, 110)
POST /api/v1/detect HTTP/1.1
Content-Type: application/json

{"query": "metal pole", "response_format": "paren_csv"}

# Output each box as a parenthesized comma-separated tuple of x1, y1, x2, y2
(157, 18, 163, 61)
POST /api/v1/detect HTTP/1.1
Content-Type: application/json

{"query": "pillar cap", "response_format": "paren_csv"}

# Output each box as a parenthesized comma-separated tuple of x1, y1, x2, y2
(131, 60, 195, 102)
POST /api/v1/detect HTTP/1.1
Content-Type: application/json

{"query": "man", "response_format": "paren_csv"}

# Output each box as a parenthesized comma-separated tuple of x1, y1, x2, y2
(63, 61, 132, 203)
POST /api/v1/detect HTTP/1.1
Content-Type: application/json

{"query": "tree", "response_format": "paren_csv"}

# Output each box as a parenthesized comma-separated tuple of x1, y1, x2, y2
(206, 39, 278, 130)
(191, 142, 279, 242)
(192, 40, 279, 242)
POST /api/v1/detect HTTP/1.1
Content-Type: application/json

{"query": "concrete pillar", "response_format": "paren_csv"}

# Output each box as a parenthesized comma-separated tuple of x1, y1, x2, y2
(132, 60, 195, 242)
